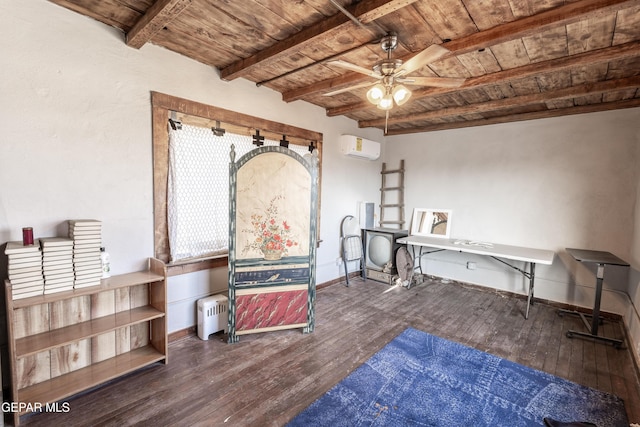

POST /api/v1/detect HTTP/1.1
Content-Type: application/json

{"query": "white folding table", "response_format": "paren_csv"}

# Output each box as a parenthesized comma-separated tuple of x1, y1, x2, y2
(397, 235, 555, 319)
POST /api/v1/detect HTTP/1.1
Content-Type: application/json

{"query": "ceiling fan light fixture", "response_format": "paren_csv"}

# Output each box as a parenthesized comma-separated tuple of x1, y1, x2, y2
(366, 84, 385, 105)
(377, 93, 394, 110)
(392, 84, 411, 106)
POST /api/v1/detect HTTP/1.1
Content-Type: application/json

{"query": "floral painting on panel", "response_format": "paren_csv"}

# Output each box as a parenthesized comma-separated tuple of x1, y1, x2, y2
(236, 152, 311, 260)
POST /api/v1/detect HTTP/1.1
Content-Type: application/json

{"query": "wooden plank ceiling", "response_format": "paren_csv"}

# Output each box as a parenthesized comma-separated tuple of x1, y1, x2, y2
(49, 0, 640, 134)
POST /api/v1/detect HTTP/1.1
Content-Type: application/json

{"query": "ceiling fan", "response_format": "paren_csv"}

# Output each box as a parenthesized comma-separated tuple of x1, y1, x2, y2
(324, 33, 465, 114)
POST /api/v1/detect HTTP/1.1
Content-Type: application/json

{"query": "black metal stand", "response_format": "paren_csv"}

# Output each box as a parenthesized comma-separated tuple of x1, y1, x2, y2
(558, 248, 629, 349)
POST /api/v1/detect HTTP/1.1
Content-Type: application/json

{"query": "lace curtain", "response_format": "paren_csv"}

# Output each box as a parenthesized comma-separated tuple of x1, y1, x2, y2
(167, 123, 307, 262)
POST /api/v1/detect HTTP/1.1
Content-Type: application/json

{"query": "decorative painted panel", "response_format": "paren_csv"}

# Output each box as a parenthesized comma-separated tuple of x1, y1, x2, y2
(228, 146, 318, 343)
(234, 256, 310, 287)
(235, 287, 308, 332)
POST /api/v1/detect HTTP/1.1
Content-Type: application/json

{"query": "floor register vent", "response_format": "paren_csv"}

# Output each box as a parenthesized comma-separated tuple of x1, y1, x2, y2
(197, 294, 228, 340)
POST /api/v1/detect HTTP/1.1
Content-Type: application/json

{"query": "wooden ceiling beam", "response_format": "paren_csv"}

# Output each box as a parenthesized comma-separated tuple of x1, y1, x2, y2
(445, 0, 638, 56)
(360, 76, 640, 128)
(126, 0, 193, 49)
(357, 0, 420, 23)
(283, 0, 638, 103)
(219, 0, 419, 81)
(384, 98, 640, 135)
(329, 39, 640, 117)
(48, 0, 134, 29)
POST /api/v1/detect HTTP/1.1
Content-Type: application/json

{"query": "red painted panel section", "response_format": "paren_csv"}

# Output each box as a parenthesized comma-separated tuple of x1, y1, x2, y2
(236, 290, 307, 331)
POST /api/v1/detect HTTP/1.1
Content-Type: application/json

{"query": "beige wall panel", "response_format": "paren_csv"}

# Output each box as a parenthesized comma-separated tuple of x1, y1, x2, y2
(50, 339, 92, 378)
(91, 291, 116, 362)
(130, 284, 148, 309)
(130, 323, 149, 350)
(115, 327, 131, 355)
(50, 296, 90, 328)
(13, 304, 49, 339)
(16, 352, 50, 389)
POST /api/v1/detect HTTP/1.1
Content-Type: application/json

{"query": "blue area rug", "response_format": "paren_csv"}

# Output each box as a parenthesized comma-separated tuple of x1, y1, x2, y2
(288, 328, 628, 427)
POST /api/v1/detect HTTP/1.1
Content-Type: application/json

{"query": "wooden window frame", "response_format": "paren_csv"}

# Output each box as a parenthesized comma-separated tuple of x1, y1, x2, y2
(151, 91, 323, 277)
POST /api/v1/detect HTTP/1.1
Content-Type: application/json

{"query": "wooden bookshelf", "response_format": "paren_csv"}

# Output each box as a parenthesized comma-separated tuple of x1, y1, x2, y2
(5, 258, 168, 426)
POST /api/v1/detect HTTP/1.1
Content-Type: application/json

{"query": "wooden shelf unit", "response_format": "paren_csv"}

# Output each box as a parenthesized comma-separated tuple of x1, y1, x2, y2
(5, 258, 168, 426)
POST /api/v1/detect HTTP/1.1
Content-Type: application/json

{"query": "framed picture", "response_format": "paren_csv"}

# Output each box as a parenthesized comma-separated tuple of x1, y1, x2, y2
(410, 208, 452, 238)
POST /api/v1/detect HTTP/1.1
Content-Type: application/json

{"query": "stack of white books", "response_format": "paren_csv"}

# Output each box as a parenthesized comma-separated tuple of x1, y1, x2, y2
(69, 219, 103, 289)
(5, 242, 44, 299)
(40, 237, 75, 294)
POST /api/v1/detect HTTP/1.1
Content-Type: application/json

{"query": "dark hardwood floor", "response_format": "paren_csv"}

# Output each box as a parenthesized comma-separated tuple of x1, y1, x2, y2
(19, 276, 640, 426)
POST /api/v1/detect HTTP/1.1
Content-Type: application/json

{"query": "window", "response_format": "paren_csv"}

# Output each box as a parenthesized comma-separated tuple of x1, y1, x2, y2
(152, 92, 323, 275)
(167, 125, 309, 262)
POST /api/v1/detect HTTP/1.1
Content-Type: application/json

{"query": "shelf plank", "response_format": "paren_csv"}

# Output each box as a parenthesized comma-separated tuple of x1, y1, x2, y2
(17, 345, 165, 414)
(16, 306, 165, 358)
(11, 270, 165, 309)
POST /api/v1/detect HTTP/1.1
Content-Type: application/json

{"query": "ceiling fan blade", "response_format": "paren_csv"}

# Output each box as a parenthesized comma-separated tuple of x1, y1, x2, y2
(323, 81, 375, 97)
(398, 44, 451, 75)
(327, 60, 380, 77)
(400, 76, 466, 88)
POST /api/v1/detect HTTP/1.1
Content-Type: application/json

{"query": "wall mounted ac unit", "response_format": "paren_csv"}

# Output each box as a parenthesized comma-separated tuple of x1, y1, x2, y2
(340, 135, 380, 160)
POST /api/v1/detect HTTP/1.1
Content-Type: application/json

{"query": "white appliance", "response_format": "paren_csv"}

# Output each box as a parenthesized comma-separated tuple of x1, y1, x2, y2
(197, 294, 228, 340)
(340, 135, 380, 160)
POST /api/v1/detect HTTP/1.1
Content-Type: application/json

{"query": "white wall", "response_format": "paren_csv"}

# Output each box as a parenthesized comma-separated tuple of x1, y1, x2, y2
(386, 109, 640, 357)
(625, 126, 640, 359)
(0, 0, 384, 332)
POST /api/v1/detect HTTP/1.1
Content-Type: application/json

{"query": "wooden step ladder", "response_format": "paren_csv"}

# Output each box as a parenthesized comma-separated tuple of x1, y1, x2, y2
(379, 160, 405, 229)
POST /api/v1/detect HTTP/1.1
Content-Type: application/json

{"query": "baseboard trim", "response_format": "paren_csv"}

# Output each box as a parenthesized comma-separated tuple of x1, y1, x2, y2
(622, 321, 640, 381)
(169, 326, 196, 342)
(317, 272, 359, 289)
